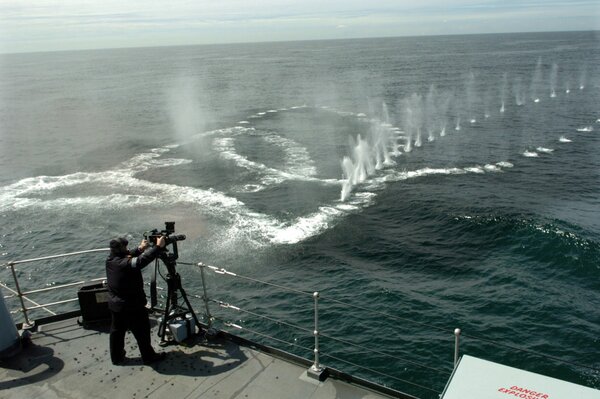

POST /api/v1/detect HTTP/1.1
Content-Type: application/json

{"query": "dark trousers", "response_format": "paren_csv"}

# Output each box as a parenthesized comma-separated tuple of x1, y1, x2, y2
(109, 308, 156, 363)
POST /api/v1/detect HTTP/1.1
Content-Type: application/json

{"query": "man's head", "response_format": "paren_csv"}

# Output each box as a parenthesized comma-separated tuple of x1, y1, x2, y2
(109, 237, 129, 256)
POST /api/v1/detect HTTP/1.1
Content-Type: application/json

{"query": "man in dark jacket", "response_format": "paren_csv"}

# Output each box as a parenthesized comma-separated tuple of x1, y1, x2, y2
(106, 235, 166, 365)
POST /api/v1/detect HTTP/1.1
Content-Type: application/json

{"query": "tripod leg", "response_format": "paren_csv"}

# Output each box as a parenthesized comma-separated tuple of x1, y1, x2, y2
(178, 287, 203, 333)
(159, 289, 172, 345)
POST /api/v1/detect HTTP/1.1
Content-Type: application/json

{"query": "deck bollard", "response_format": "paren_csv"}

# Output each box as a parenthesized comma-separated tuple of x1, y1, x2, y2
(307, 291, 327, 381)
(454, 328, 461, 368)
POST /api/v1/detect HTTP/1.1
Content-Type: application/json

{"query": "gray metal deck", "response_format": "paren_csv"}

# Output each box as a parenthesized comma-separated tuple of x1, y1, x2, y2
(0, 317, 403, 399)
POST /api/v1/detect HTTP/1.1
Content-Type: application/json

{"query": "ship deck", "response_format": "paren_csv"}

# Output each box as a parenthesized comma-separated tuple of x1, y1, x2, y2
(0, 316, 408, 399)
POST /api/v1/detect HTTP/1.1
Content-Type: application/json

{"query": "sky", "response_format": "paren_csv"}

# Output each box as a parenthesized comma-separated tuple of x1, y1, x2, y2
(0, 0, 599, 54)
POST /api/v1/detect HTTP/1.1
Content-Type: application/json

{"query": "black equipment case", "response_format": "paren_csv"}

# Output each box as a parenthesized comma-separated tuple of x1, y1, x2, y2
(77, 282, 110, 327)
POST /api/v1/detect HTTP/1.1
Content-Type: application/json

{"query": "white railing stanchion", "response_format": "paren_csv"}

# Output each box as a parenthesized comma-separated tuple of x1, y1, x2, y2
(9, 263, 33, 328)
(454, 328, 461, 368)
(307, 291, 326, 380)
(198, 262, 214, 329)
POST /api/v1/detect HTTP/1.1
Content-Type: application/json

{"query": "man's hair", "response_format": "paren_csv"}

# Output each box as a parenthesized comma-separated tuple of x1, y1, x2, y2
(109, 237, 129, 256)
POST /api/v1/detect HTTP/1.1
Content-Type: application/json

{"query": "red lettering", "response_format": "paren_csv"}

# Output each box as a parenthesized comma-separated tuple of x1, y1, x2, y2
(499, 386, 549, 399)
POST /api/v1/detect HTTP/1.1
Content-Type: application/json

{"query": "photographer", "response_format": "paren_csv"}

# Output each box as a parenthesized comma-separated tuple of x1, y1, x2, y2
(105, 236, 167, 365)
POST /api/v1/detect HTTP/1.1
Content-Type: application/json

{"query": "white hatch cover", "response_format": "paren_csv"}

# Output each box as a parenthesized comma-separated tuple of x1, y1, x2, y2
(441, 355, 600, 399)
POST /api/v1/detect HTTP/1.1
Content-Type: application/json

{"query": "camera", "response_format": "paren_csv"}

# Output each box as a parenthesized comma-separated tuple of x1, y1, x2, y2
(144, 221, 186, 246)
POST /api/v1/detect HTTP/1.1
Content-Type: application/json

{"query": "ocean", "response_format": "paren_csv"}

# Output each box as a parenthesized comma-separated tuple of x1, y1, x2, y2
(1, 31, 599, 398)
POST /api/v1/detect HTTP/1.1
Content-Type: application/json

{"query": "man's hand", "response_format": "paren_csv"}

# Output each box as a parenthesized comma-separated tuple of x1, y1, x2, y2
(139, 239, 149, 251)
(156, 236, 166, 248)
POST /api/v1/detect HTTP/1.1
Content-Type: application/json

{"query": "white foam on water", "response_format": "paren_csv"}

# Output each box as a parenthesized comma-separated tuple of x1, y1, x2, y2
(536, 147, 554, 153)
(238, 121, 250, 124)
(267, 206, 341, 244)
(267, 110, 277, 113)
(496, 161, 514, 168)
(559, 136, 572, 143)
(576, 126, 593, 132)
(236, 184, 264, 193)
(262, 135, 317, 177)
(463, 166, 484, 174)
(523, 151, 539, 157)
(534, 98, 540, 103)
(213, 137, 284, 187)
(484, 164, 502, 172)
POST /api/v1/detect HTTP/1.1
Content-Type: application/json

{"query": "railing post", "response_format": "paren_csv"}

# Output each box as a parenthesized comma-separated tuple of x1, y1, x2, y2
(9, 263, 33, 329)
(307, 291, 326, 381)
(454, 328, 461, 368)
(198, 263, 213, 329)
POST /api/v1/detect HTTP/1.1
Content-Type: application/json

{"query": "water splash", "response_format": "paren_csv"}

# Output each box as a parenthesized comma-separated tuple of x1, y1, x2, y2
(579, 63, 587, 90)
(530, 57, 543, 103)
(500, 72, 508, 113)
(550, 63, 558, 98)
(514, 77, 524, 106)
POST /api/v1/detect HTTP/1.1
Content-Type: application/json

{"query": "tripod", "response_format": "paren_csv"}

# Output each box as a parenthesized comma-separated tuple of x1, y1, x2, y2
(154, 249, 203, 346)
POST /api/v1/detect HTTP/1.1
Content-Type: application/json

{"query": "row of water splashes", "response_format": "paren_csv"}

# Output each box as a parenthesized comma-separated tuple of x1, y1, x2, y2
(340, 59, 590, 201)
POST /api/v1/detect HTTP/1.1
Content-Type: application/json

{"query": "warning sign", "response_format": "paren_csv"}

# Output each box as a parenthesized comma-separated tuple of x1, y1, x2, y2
(441, 355, 600, 399)
(498, 385, 550, 399)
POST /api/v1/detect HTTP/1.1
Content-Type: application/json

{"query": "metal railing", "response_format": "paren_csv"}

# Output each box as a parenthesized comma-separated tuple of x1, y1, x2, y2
(196, 262, 454, 396)
(1, 249, 109, 328)
(3, 251, 598, 398)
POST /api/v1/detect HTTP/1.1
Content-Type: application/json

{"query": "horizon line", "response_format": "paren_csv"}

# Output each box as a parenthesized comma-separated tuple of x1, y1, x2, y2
(1, 28, 598, 56)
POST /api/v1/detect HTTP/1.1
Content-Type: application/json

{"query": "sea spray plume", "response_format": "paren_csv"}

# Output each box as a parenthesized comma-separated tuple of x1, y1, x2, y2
(483, 87, 492, 119)
(425, 85, 438, 141)
(166, 76, 209, 142)
(500, 72, 508, 113)
(341, 100, 410, 201)
(579, 63, 587, 90)
(465, 71, 477, 123)
(402, 98, 414, 152)
(408, 93, 424, 147)
(372, 122, 394, 169)
(437, 92, 451, 136)
(412, 94, 424, 147)
(365, 100, 394, 168)
(550, 63, 559, 98)
(514, 76, 524, 106)
(530, 57, 543, 103)
(453, 94, 462, 130)
(340, 135, 375, 201)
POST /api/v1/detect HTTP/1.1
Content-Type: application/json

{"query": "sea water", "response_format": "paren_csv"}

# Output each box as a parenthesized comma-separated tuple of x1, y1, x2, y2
(1, 31, 599, 398)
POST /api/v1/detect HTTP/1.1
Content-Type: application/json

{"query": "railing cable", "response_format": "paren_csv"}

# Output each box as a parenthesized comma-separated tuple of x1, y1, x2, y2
(0, 281, 56, 316)
(198, 262, 600, 374)
(319, 331, 450, 374)
(460, 332, 600, 373)
(5, 248, 109, 267)
(199, 263, 313, 297)
(322, 295, 450, 334)
(212, 316, 314, 354)
(320, 351, 442, 395)
(208, 298, 313, 335)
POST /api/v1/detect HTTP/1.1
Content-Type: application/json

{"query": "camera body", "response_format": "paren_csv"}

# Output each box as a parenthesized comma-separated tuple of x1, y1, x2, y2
(144, 221, 186, 246)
